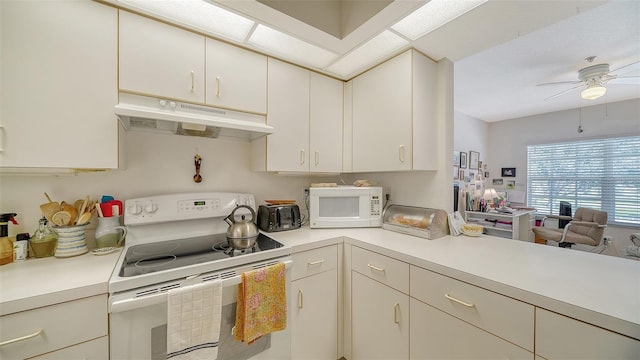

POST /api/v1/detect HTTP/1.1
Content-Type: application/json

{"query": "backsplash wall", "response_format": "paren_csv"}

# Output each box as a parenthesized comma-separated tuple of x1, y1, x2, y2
(0, 130, 445, 236)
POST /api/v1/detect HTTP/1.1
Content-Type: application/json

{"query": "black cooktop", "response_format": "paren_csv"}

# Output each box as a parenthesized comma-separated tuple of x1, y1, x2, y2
(119, 233, 284, 278)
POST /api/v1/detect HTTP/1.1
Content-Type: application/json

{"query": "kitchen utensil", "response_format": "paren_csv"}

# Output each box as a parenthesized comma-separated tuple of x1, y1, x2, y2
(52, 210, 72, 226)
(78, 196, 89, 219)
(225, 205, 259, 250)
(40, 192, 60, 223)
(60, 201, 78, 225)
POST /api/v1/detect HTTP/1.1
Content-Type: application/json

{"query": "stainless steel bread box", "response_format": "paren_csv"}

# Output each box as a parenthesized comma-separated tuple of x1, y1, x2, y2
(382, 205, 449, 239)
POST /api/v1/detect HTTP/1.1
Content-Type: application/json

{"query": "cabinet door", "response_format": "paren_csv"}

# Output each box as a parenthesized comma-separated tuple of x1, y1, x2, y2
(266, 58, 310, 172)
(119, 11, 205, 103)
(310, 73, 343, 173)
(291, 269, 338, 360)
(536, 308, 640, 359)
(0, 0, 118, 169)
(352, 51, 412, 172)
(410, 298, 533, 360)
(352, 272, 409, 360)
(205, 38, 267, 113)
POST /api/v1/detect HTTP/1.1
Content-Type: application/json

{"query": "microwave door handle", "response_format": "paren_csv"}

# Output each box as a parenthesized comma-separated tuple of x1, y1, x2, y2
(276, 209, 281, 228)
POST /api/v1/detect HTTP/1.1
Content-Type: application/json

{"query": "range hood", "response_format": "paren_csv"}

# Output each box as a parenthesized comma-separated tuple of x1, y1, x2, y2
(115, 93, 274, 140)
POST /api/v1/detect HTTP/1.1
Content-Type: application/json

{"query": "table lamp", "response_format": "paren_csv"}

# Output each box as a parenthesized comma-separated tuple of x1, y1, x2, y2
(483, 188, 499, 209)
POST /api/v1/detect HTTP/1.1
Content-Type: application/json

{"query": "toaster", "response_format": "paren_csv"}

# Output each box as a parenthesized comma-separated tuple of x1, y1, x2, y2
(257, 204, 302, 232)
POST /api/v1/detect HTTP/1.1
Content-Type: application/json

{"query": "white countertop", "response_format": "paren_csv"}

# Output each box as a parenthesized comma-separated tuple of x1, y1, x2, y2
(0, 249, 122, 315)
(1, 227, 638, 340)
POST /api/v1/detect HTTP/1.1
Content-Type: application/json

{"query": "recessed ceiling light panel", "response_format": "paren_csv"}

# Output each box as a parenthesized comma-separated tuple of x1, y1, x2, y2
(391, 0, 488, 40)
(326, 30, 409, 78)
(248, 24, 338, 69)
(119, 0, 255, 42)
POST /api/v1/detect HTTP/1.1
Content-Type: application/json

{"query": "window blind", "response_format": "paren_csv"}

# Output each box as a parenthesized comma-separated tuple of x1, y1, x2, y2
(527, 136, 640, 227)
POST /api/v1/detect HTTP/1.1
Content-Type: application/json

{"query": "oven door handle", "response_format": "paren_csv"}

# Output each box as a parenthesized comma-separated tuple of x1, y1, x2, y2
(110, 260, 292, 313)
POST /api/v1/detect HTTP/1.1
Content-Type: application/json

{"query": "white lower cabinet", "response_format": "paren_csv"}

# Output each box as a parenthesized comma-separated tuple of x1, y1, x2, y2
(0, 295, 108, 360)
(410, 298, 533, 359)
(535, 308, 640, 359)
(291, 245, 338, 360)
(352, 272, 409, 360)
(351, 247, 410, 360)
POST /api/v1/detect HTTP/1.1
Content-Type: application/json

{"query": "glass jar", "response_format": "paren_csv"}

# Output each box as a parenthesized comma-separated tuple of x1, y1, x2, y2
(30, 217, 58, 258)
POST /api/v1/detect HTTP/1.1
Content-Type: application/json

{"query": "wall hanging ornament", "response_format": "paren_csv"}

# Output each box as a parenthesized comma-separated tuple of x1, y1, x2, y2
(193, 153, 203, 183)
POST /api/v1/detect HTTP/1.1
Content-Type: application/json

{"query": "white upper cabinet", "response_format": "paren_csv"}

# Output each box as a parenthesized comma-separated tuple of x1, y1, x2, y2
(309, 72, 344, 173)
(351, 50, 437, 172)
(0, 0, 120, 170)
(205, 38, 267, 114)
(119, 11, 205, 103)
(263, 58, 310, 172)
(253, 58, 343, 173)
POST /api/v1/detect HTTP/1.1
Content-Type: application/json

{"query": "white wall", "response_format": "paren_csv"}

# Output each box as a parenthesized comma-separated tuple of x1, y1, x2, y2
(0, 131, 336, 238)
(454, 110, 489, 189)
(486, 98, 640, 255)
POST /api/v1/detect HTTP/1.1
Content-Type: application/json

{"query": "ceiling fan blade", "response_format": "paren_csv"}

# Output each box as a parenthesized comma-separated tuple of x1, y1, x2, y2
(608, 75, 640, 85)
(610, 60, 640, 75)
(537, 80, 582, 87)
(544, 84, 584, 100)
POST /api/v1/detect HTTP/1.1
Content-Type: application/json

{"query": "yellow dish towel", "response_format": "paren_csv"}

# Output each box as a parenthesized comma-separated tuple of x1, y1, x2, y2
(235, 262, 287, 343)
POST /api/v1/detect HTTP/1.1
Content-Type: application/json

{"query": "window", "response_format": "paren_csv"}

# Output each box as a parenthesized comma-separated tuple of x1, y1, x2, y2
(527, 136, 640, 227)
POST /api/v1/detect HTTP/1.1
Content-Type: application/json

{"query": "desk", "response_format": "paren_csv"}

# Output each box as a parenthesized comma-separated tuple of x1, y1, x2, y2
(465, 209, 535, 241)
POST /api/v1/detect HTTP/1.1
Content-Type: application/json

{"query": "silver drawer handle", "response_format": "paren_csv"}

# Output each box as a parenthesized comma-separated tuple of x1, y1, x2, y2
(298, 289, 303, 309)
(308, 259, 325, 266)
(367, 263, 385, 272)
(190, 71, 195, 92)
(0, 329, 43, 346)
(216, 76, 221, 97)
(445, 293, 475, 308)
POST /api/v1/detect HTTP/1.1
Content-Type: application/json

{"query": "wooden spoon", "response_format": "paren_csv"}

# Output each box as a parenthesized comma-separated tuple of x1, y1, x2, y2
(40, 192, 60, 223)
(60, 201, 78, 225)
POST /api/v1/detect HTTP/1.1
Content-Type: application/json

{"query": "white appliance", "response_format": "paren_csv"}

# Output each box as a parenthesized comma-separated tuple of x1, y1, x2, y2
(108, 192, 292, 360)
(115, 93, 275, 140)
(309, 186, 383, 228)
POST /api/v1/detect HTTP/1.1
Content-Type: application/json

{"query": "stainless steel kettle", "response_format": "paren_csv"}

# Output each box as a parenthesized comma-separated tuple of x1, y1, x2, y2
(224, 205, 259, 250)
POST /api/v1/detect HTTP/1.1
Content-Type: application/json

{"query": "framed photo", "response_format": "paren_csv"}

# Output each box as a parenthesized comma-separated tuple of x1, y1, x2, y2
(484, 171, 490, 178)
(453, 151, 460, 167)
(506, 180, 516, 190)
(453, 166, 459, 180)
(458, 169, 465, 181)
(469, 151, 480, 170)
(493, 178, 504, 185)
(460, 152, 467, 169)
(501, 167, 516, 177)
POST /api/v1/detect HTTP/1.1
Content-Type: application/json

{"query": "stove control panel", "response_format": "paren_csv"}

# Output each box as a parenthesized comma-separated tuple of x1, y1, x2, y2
(124, 192, 256, 225)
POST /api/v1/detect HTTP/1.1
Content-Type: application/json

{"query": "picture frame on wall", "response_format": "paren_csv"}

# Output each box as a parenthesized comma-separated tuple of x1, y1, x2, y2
(493, 178, 504, 185)
(460, 152, 467, 169)
(469, 151, 480, 170)
(453, 166, 459, 180)
(453, 151, 460, 167)
(506, 180, 516, 190)
(501, 167, 516, 177)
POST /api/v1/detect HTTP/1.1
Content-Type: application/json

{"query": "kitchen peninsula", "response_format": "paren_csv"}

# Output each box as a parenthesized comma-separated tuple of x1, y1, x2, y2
(2, 228, 638, 359)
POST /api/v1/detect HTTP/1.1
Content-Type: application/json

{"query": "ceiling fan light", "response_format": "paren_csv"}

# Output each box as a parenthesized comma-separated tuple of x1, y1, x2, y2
(581, 85, 607, 100)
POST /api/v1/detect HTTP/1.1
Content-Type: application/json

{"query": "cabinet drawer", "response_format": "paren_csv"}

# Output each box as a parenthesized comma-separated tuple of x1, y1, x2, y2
(292, 245, 337, 281)
(410, 266, 534, 351)
(536, 308, 640, 359)
(29, 336, 108, 360)
(352, 246, 409, 293)
(0, 295, 107, 360)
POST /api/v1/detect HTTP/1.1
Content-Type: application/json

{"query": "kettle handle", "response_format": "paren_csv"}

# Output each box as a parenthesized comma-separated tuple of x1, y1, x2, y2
(228, 205, 256, 223)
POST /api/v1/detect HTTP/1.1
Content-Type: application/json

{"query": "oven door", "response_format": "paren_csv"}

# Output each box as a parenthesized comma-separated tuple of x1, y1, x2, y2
(109, 260, 292, 360)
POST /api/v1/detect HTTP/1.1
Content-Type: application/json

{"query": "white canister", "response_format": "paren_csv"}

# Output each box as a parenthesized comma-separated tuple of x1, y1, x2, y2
(13, 233, 30, 262)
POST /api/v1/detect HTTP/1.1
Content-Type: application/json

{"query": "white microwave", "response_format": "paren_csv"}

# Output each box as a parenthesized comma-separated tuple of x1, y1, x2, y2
(309, 186, 383, 228)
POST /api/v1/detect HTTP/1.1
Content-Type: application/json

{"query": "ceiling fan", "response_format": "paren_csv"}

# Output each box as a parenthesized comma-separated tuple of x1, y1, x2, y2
(537, 56, 640, 100)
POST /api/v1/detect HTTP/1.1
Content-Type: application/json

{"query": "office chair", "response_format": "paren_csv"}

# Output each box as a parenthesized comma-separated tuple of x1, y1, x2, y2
(533, 207, 608, 250)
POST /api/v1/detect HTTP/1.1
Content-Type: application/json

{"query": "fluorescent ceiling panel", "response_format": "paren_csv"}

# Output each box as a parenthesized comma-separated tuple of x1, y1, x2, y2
(391, 0, 488, 40)
(326, 30, 408, 78)
(248, 24, 339, 69)
(118, 0, 254, 42)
